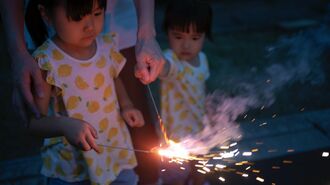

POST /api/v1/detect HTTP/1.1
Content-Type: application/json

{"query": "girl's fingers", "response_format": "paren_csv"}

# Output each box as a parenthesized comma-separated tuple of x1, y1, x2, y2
(88, 124, 98, 139)
(78, 139, 91, 151)
(86, 132, 100, 153)
(125, 113, 135, 127)
(12, 88, 29, 125)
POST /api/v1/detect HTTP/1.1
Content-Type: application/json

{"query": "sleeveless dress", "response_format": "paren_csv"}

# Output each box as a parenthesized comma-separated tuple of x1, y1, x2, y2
(160, 49, 210, 142)
(33, 33, 137, 185)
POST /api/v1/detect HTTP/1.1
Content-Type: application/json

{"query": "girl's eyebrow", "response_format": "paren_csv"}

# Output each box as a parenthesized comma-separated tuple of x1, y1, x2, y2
(92, 6, 102, 12)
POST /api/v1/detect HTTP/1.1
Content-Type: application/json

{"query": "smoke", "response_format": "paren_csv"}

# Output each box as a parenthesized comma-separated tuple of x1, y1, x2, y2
(176, 25, 329, 155)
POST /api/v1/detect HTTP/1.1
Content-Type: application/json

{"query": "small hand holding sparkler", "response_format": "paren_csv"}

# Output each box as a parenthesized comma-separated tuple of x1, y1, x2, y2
(121, 106, 145, 127)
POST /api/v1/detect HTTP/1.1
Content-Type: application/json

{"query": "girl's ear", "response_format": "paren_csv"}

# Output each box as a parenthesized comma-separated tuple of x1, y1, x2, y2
(38, 4, 52, 25)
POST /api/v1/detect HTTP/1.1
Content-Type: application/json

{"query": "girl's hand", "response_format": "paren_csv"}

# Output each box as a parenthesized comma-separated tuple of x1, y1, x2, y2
(61, 118, 100, 153)
(121, 107, 145, 127)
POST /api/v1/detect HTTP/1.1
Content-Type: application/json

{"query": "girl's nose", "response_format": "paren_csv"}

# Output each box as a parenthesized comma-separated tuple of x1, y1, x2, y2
(182, 40, 190, 49)
(83, 16, 95, 32)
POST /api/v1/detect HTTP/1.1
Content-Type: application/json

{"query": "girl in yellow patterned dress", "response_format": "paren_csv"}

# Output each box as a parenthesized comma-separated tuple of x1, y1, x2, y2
(158, 0, 213, 185)
(25, 0, 144, 184)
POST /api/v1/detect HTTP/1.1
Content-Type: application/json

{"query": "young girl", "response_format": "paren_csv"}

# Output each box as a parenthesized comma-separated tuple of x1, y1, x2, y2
(158, 0, 213, 184)
(25, 0, 144, 184)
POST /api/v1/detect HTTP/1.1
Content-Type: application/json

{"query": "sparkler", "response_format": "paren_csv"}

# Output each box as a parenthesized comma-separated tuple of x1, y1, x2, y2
(146, 84, 169, 144)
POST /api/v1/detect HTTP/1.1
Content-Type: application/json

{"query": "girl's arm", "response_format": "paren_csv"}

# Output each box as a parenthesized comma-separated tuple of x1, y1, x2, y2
(29, 71, 100, 152)
(114, 77, 144, 127)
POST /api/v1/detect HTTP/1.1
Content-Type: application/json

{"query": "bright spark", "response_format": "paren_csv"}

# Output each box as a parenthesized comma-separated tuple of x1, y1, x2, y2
(256, 177, 265, 182)
(322, 152, 329, 157)
(218, 176, 226, 182)
(243, 152, 252, 156)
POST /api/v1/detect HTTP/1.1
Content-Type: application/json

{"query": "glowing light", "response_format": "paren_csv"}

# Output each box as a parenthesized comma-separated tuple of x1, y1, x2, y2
(157, 140, 191, 160)
(229, 142, 237, 147)
(287, 149, 295, 152)
(252, 148, 259, 152)
(242, 173, 249, 177)
(221, 151, 235, 158)
(202, 167, 211, 172)
(283, 160, 293, 164)
(322, 152, 329, 157)
(243, 152, 252, 156)
(256, 177, 265, 182)
(197, 169, 206, 174)
(216, 164, 226, 169)
(218, 176, 226, 182)
(220, 145, 229, 149)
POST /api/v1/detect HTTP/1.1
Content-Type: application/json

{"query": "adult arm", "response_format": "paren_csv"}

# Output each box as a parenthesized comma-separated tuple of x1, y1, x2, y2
(0, 0, 43, 121)
(134, 0, 165, 84)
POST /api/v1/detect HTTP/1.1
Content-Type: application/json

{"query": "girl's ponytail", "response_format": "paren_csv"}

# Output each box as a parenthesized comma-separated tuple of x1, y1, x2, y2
(25, 0, 48, 47)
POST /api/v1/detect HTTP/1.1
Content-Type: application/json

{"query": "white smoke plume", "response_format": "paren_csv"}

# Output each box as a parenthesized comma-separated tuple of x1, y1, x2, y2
(175, 25, 329, 155)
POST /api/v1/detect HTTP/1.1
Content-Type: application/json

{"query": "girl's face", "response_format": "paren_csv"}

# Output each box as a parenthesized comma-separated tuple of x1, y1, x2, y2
(49, 2, 104, 48)
(168, 24, 205, 62)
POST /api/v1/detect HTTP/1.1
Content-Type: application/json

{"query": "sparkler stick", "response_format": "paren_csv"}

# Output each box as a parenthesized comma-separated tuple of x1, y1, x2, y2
(147, 84, 169, 144)
(97, 144, 152, 154)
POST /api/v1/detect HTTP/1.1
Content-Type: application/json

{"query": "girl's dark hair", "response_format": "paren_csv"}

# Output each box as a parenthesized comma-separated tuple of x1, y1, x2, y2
(25, 0, 106, 47)
(163, 0, 213, 40)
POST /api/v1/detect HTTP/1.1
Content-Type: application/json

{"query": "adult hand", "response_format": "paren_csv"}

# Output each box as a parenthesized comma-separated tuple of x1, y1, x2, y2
(135, 37, 165, 84)
(11, 51, 44, 123)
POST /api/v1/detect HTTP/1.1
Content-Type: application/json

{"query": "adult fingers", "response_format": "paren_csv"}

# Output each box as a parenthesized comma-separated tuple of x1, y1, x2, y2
(31, 67, 44, 98)
(134, 62, 149, 84)
(12, 88, 29, 125)
(19, 74, 40, 118)
(148, 58, 164, 83)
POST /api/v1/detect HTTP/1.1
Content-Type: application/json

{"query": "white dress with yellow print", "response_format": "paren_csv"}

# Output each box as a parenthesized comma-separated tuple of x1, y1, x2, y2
(33, 33, 137, 185)
(160, 49, 210, 142)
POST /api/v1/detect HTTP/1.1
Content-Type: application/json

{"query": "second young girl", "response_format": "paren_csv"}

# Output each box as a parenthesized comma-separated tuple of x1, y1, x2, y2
(25, 0, 144, 184)
(158, 0, 213, 184)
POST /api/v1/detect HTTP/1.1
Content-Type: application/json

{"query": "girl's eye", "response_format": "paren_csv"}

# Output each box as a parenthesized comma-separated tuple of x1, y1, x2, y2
(175, 36, 182, 39)
(94, 11, 103, 16)
(192, 36, 201, 41)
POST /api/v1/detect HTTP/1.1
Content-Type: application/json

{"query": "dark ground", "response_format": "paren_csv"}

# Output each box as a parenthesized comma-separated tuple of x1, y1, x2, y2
(206, 147, 330, 185)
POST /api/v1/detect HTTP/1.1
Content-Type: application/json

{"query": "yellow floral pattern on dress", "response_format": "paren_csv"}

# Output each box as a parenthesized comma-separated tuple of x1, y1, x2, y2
(160, 49, 210, 142)
(33, 33, 137, 185)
